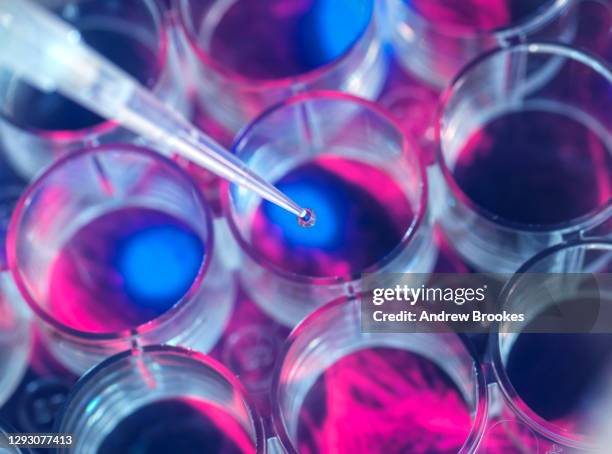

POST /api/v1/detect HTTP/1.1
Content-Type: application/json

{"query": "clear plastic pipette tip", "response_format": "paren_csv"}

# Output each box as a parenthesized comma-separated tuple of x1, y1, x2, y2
(0, 0, 314, 224)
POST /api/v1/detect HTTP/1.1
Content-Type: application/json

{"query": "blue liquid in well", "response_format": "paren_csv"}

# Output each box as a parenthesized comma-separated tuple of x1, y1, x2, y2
(265, 184, 338, 248)
(116, 225, 204, 310)
(251, 156, 414, 277)
(298, 0, 373, 69)
(48, 207, 205, 333)
(208, 0, 373, 79)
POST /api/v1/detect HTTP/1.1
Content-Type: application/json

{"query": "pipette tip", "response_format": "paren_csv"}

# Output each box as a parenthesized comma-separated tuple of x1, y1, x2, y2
(298, 208, 316, 228)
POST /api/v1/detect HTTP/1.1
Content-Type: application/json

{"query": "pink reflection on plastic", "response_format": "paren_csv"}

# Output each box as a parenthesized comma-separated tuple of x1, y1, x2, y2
(409, 0, 512, 32)
(480, 418, 540, 453)
(185, 398, 257, 454)
(0, 290, 17, 332)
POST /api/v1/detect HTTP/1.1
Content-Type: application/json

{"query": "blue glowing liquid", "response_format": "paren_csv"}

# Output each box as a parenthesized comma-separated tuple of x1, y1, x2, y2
(98, 398, 255, 454)
(250, 156, 414, 277)
(47, 207, 205, 333)
(208, 0, 373, 79)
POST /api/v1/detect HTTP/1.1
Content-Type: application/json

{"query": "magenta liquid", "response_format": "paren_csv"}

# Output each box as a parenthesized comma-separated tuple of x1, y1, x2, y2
(295, 347, 473, 454)
(98, 398, 255, 454)
(407, 0, 554, 32)
(7, 26, 159, 131)
(250, 156, 414, 277)
(47, 207, 205, 333)
(453, 109, 611, 225)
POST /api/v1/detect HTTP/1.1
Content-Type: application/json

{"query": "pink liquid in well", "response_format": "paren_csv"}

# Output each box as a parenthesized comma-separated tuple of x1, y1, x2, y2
(407, 0, 554, 32)
(250, 156, 414, 277)
(47, 207, 205, 333)
(296, 347, 473, 454)
(98, 397, 255, 454)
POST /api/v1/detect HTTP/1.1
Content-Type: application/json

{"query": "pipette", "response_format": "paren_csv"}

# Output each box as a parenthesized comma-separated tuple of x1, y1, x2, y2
(0, 0, 315, 226)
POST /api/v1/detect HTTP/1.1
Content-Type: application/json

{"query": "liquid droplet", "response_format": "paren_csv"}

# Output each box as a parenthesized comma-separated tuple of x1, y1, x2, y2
(298, 208, 316, 228)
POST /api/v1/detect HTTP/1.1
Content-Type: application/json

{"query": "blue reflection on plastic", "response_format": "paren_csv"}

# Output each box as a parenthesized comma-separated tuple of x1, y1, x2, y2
(117, 226, 204, 308)
(299, 0, 373, 67)
(264, 182, 338, 248)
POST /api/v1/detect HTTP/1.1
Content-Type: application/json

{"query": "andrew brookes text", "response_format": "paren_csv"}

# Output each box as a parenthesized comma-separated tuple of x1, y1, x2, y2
(371, 309, 524, 324)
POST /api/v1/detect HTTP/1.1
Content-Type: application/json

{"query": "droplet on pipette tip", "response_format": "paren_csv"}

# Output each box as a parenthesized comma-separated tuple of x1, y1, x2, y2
(298, 208, 316, 228)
